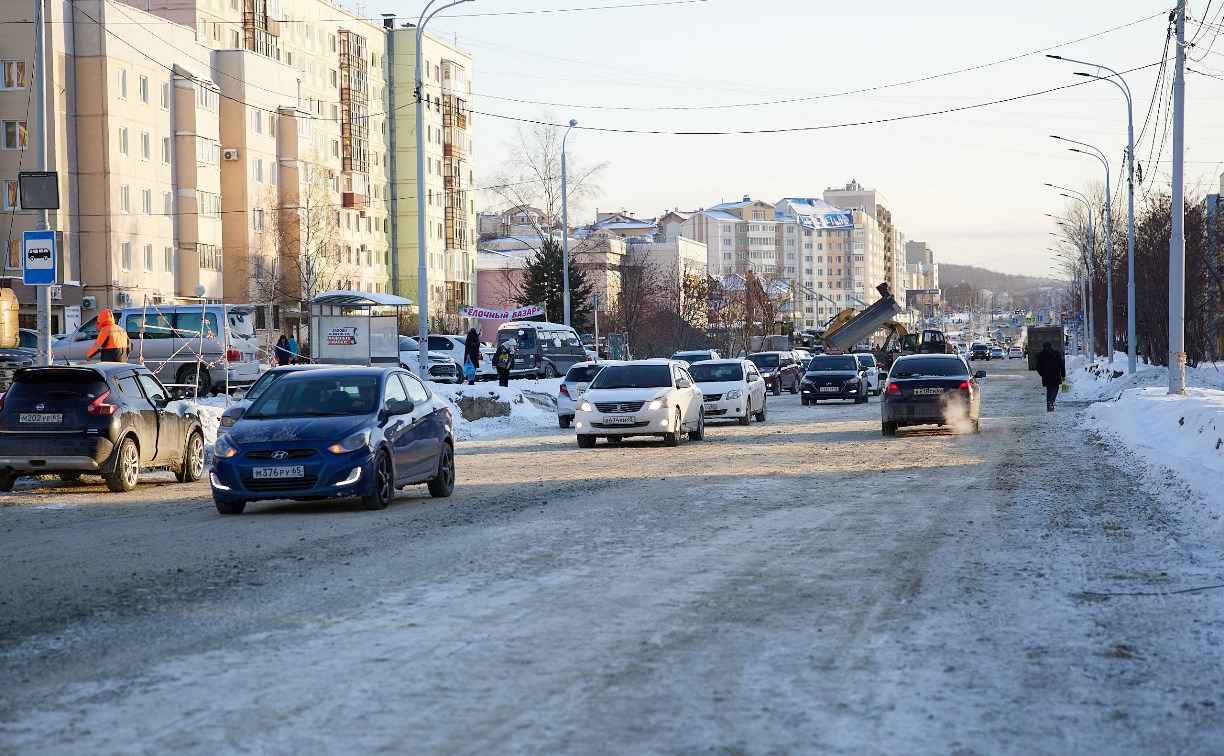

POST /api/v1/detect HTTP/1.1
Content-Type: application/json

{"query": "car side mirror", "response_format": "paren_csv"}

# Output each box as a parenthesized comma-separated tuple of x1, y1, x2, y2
(975, 370, 987, 379)
(380, 398, 414, 420)
(675, 378, 692, 389)
(227, 406, 245, 421)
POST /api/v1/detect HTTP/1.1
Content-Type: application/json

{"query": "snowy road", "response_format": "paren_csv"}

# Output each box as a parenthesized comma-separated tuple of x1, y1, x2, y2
(2, 357, 1223, 753)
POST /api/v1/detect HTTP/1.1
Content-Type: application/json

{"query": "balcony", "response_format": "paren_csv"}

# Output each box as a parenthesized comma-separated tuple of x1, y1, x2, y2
(342, 192, 365, 210)
(443, 143, 465, 160)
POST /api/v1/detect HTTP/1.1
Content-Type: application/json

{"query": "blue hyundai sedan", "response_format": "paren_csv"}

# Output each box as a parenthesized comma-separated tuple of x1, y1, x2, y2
(210, 367, 455, 514)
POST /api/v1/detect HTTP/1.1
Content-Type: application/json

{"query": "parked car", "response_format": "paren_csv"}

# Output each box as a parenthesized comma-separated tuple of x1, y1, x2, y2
(398, 336, 460, 383)
(670, 349, 721, 364)
(1008, 346, 1024, 360)
(990, 346, 1005, 360)
(0, 364, 205, 492)
(210, 367, 455, 513)
(52, 305, 261, 395)
(217, 364, 335, 437)
(881, 354, 984, 436)
(689, 358, 767, 425)
(573, 359, 704, 447)
(747, 351, 802, 396)
(496, 321, 586, 379)
(800, 353, 869, 404)
(969, 342, 991, 361)
(429, 335, 496, 381)
(557, 361, 618, 428)
(0, 345, 37, 394)
(853, 352, 882, 396)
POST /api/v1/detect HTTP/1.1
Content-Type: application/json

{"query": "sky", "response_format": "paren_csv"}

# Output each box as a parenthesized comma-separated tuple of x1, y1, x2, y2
(362, 0, 1222, 278)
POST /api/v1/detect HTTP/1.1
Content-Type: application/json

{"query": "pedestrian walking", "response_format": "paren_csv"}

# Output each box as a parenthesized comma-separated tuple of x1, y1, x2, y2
(494, 339, 515, 387)
(464, 327, 482, 385)
(1035, 341, 1066, 412)
(274, 334, 291, 366)
(286, 334, 300, 364)
(85, 309, 130, 363)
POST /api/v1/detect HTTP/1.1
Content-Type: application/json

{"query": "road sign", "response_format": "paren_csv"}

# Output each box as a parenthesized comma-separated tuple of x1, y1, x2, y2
(22, 230, 56, 286)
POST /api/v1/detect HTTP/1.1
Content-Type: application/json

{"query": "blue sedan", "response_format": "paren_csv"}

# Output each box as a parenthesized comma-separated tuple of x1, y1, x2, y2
(210, 367, 455, 514)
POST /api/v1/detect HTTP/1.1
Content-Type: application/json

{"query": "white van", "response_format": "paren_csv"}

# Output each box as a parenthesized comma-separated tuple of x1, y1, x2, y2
(52, 305, 260, 394)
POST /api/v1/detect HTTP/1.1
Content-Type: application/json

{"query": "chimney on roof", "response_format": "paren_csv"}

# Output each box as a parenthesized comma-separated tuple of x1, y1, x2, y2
(742, 195, 751, 202)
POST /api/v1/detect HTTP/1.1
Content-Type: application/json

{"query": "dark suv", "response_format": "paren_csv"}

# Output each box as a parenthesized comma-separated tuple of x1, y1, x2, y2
(748, 351, 801, 396)
(969, 342, 991, 361)
(0, 364, 205, 492)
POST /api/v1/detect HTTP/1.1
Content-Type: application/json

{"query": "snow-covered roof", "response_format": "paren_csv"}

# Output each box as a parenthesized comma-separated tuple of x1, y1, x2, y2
(777, 197, 854, 230)
(312, 290, 414, 307)
(697, 210, 742, 222)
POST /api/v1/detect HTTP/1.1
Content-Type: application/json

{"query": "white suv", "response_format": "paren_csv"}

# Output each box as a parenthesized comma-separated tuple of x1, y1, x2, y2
(573, 359, 705, 448)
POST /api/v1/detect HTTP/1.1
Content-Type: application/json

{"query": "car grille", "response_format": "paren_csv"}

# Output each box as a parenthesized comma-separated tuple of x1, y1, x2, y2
(246, 449, 316, 460)
(703, 393, 722, 402)
(592, 421, 650, 429)
(595, 401, 645, 413)
(431, 365, 458, 377)
(243, 475, 319, 492)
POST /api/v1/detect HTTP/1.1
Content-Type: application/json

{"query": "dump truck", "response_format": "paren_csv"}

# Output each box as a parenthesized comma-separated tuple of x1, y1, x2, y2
(1025, 325, 1066, 370)
(818, 283, 904, 353)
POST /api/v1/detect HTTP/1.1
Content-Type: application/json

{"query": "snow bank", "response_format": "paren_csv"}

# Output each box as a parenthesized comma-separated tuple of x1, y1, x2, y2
(431, 379, 561, 441)
(1065, 354, 1224, 402)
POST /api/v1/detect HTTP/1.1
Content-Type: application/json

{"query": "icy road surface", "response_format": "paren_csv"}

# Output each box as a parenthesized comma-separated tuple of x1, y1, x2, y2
(1, 358, 1222, 753)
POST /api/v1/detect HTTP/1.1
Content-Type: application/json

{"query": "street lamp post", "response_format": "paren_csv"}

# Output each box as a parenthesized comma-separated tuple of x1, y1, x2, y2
(1052, 135, 1114, 365)
(560, 118, 577, 327)
(414, 0, 474, 378)
(1046, 185, 1095, 360)
(1047, 54, 1136, 373)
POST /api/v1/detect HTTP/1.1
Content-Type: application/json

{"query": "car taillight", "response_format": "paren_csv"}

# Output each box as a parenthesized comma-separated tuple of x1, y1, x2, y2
(958, 380, 972, 393)
(560, 384, 571, 398)
(0, 392, 5, 412)
(87, 389, 118, 416)
(226, 349, 240, 362)
(886, 382, 901, 396)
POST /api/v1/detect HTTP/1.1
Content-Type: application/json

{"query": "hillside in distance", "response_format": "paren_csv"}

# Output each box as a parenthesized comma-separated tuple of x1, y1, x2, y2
(938, 264, 1060, 295)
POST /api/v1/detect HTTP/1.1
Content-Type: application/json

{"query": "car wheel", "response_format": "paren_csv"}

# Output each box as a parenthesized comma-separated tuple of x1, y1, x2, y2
(737, 409, 750, 426)
(789, 378, 798, 395)
(663, 409, 682, 446)
(688, 408, 705, 441)
(215, 498, 246, 515)
(577, 434, 596, 449)
(856, 394, 868, 404)
(882, 421, 898, 436)
(754, 398, 767, 423)
(972, 419, 981, 434)
(771, 381, 781, 397)
(0, 472, 17, 492)
(58, 472, 82, 482)
(176, 365, 212, 397)
(176, 430, 205, 483)
(801, 396, 810, 406)
(105, 437, 140, 492)
(361, 452, 393, 510)
(559, 416, 572, 429)
(427, 443, 455, 498)
(544, 363, 558, 379)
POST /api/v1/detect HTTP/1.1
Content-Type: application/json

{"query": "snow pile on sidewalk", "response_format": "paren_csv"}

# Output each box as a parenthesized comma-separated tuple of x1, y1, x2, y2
(1072, 357, 1224, 523)
(424, 379, 563, 441)
(188, 395, 229, 448)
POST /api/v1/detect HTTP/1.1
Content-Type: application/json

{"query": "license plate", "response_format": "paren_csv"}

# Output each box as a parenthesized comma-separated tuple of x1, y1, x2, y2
(703, 402, 718, 409)
(603, 415, 635, 425)
(819, 386, 840, 393)
(913, 387, 944, 395)
(19, 412, 62, 423)
(252, 465, 305, 479)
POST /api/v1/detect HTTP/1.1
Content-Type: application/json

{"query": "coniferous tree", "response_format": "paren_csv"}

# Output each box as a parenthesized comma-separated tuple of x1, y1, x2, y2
(515, 238, 596, 333)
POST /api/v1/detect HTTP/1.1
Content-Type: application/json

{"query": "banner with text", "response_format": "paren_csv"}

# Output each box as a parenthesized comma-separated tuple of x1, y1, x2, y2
(459, 303, 544, 320)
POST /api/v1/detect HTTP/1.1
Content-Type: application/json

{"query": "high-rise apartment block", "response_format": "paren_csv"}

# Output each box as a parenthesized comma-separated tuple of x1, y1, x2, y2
(0, 0, 474, 332)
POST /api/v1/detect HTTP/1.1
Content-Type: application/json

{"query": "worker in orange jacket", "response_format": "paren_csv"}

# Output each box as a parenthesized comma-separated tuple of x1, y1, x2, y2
(86, 309, 131, 363)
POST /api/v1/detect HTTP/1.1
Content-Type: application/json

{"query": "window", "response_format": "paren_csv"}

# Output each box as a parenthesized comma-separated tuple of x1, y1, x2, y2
(161, 136, 171, 164)
(3, 120, 27, 150)
(163, 191, 172, 216)
(164, 245, 173, 272)
(160, 81, 170, 109)
(3, 180, 18, 210)
(141, 188, 152, 215)
(140, 132, 150, 160)
(253, 208, 265, 232)
(121, 241, 132, 270)
(250, 108, 262, 134)
(195, 86, 219, 115)
(138, 76, 149, 104)
(118, 127, 129, 156)
(117, 69, 127, 99)
(120, 185, 130, 213)
(143, 243, 154, 271)
(253, 158, 263, 183)
(1, 61, 26, 90)
(269, 160, 277, 186)
(198, 243, 222, 271)
(7, 239, 20, 269)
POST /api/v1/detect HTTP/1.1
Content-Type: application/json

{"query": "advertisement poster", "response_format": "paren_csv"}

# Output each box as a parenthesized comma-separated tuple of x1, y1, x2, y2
(458, 303, 544, 320)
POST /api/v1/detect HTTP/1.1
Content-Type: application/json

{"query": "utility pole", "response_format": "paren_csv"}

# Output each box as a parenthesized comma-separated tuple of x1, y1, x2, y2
(34, 0, 51, 365)
(1169, 0, 1187, 394)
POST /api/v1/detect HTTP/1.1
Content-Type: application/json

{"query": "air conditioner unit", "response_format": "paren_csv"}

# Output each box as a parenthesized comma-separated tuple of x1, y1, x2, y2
(222, 148, 240, 161)
(81, 295, 97, 310)
(117, 291, 133, 307)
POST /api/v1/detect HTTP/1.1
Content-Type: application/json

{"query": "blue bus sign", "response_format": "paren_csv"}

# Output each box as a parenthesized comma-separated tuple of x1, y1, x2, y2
(22, 230, 56, 286)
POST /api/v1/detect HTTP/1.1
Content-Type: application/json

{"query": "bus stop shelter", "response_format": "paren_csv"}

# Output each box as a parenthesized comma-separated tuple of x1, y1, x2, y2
(309, 290, 413, 366)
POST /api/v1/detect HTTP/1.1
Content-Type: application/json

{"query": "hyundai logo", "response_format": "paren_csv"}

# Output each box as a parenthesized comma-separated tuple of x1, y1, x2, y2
(271, 450, 289, 460)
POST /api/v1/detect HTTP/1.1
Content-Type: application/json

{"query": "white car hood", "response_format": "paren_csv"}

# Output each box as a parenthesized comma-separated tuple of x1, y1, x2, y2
(581, 387, 672, 404)
(695, 380, 745, 395)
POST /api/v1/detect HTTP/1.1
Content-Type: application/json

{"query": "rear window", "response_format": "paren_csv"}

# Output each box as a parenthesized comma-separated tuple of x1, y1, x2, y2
(689, 363, 743, 382)
(890, 358, 969, 378)
(227, 310, 256, 339)
(590, 364, 671, 389)
(565, 364, 604, 383)
(807, 356, 858, 371)
(748, 353, 779, 368)
(672, 351, 711, 362)
(9, 370, 108, 400)
(498, 329, 537, 349)
(855, 354, 877, 367)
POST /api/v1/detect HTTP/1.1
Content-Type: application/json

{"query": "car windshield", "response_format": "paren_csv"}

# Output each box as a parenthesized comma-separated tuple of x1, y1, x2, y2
(890, 358, 969, 378)
(589, 364, 672, 389)
(498, 330, 537, 349)
(246, 374, 381, 417)
(689, 363, 743, 382)
(399, 336, 420, 351)
(672, 352, 710, 362)
(565, 364, 604, 383)
(807, 356, 858, 372)
(748, 354, 779, 368)
(855, 354, 876, 367)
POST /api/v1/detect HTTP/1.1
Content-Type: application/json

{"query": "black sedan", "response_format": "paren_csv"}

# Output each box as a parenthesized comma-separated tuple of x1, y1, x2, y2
(0, 364, 205, 491)
(800, 354, 869, 404)
(881, 354, 984, 435)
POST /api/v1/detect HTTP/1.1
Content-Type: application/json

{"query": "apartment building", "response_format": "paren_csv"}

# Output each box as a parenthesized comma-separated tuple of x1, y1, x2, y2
(680, 196, 780, 277)
(773, 197, 862, 330)
(822, 180, 898, 309)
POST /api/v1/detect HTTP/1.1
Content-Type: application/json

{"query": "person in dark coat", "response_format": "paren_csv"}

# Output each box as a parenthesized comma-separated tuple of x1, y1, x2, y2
(463, 328, 482, 385)
(493, 339, 515, 388)
(1035, 341, 1066, 412)
(274, 334, 291, 366)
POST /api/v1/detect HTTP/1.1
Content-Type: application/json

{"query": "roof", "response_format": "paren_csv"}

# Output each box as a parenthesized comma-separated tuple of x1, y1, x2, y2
(311, 290, 414, 307)
(777, 198, 854, 230)
(697, 210, 742, 222)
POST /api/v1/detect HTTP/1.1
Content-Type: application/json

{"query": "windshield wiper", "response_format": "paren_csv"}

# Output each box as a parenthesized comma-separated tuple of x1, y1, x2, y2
(307, 410, 350, 416)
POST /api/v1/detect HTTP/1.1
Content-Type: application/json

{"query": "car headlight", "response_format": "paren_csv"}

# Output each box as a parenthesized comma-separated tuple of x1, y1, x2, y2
(578, 401, 592, 412)
(219, 413, 238, 428)
(214, 434, 238, 459)
(648, 398, 668, 411)
(327, 429, 371, 455)
(725, 389, 742, 400)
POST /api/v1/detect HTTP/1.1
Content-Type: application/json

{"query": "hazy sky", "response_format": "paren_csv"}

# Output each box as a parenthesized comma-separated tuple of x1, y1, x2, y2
(367, 1, 1221, 277)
